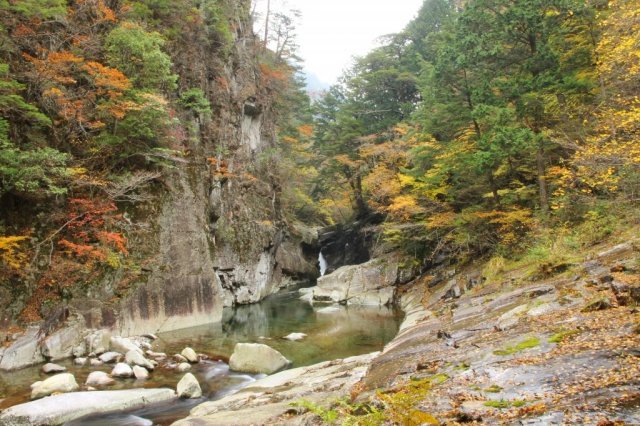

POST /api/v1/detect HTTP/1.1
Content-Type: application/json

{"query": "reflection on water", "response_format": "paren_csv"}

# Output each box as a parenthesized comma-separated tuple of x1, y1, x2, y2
(1, 285, 401, 425)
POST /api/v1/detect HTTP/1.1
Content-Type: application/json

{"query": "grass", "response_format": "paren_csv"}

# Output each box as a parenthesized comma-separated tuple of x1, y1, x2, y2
(484, 399, 528, 409)
(493, 336, 540, 356)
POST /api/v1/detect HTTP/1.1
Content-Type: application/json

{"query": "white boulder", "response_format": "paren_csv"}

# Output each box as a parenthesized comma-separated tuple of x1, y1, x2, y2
(42, 363, 66, 374)
(31, 373, 79, 399)
(86, 330, 112, 355)
(111, 362, 134, 378)
(125, 350, 154, 370)
(110, 336, 143, 355)
(229, 343, 290, 374)
(177, 362, 191, 372)
(86, 371, 115, 387)
(181, 347, 198, 363)
(177, 373, 202, 398)
(0, 328, 45, 371)
(283, 333, 307, 341)
(98, 351, 121, 363)
(133, 365, 149, 380)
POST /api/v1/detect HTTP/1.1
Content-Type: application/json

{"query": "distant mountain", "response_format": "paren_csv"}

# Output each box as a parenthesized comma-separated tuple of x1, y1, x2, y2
(303, 70, 330, 97)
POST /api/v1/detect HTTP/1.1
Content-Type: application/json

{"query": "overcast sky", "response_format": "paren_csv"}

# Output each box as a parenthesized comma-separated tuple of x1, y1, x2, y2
(253, 0, 424, 86)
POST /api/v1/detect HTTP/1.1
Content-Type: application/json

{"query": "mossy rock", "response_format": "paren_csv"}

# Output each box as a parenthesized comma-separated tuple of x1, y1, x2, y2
(581, 297, 612, 312)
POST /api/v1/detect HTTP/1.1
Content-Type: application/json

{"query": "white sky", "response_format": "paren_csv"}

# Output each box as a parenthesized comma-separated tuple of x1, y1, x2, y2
(253, 0, 424, 85)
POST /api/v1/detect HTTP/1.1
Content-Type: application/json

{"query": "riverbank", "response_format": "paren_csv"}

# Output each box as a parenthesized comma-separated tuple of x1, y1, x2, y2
(176, 240, 640, 425)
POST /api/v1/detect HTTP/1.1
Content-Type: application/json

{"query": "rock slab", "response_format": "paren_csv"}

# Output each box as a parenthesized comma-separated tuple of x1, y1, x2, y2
(0, 388, 176, 425)
(228, 343, 290, 374)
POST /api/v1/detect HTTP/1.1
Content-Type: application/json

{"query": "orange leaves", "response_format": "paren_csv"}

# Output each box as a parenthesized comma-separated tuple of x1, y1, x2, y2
(58, 239, 106, 261)
(83, 61, 131, 92)
(207, 157, 232, 178)
(24, 48, 134, 131)
(97, 231, 128, 255)
(297, 124, 314, 137)
(97, 0, 117, 23)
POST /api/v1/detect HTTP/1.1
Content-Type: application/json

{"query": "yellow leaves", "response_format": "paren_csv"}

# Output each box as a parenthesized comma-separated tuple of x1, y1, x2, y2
(427, 212, 457, 229)
(387, 195, 424, 221)
(333, 154, 363, 169)
(0, 235, 29, 271)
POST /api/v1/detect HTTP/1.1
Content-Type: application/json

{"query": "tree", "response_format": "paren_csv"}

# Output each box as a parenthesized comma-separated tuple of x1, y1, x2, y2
(105, 22, 177, 90)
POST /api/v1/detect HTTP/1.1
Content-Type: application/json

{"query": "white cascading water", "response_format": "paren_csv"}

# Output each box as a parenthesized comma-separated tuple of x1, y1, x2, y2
(318, 251, 328, 276)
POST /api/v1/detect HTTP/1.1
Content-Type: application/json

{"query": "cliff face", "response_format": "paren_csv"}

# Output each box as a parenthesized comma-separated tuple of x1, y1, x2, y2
(111, 1, 317, 335)
(0, 0, 316, 337)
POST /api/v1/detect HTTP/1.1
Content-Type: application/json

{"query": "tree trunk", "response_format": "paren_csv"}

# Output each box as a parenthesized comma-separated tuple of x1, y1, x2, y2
(350, 174, 368, 217)
(263, 0, 271, 47)
(487, 171, 500, 205)
(537, 145, 549, 212)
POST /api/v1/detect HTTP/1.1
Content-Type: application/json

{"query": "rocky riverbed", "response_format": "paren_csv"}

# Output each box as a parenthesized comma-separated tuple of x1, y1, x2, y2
(0, 286, 400, 425)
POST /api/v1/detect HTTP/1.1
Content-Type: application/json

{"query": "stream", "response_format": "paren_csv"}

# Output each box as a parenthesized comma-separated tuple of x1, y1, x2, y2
(0, 285, 401, 425)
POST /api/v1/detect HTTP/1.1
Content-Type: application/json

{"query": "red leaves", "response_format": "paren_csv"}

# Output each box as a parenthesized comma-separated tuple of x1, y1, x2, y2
(57, 197, 127, 261)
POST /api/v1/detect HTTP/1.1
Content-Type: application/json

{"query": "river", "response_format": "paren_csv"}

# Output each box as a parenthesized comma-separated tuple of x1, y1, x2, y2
(0, 285, 401, 425)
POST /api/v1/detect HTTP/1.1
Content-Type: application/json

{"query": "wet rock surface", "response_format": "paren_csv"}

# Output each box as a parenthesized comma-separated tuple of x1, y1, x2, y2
(0, 388, 176, 425)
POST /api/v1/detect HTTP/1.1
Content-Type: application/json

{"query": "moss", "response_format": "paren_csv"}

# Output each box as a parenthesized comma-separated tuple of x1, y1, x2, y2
(484, 399, 527, 409)
(493, 336, 540, 356)
(548, 329, 580, 343)
(484, 384, 503, 393)
(428, 373, 450, 385)
(454, 362, 470, 371)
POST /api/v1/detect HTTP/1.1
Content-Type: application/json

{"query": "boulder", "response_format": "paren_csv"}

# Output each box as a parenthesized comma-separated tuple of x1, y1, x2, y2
(174, 354, 188, 363)
(146, 350, 167, 359)
(98, 351, 122, 363)
(31, 373, 79, 399)
(133, 365, 149, 380)
(42, 363, 66, 374)
(0, 328, 46, 371)
(283, 333, 307, 341)
(90, 358, 104, 367)
(86, 371, 115, 387)
(177, 362, 191, 372)
(313, 256, 400, 306)
(111, 362, 134, 378)
(110, 336, 143, 355)
(72, 342, 87, 358)
(229, 343, 290, 374)
(125, 350, 154, 370)
(86, 329, 112, 355)
(0, 389, 176, 425)
(181, 347, 198, 363)
(177, 373, 202, 398)
(41, 318, 86, 361)
(74, 357, 87, 366)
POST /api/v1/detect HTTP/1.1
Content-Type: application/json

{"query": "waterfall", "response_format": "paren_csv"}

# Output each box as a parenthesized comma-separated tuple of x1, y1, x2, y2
(318, 251, 328, 276)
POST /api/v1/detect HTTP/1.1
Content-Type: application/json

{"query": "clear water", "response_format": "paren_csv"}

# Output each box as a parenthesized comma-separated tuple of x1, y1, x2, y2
(0, 285, 401, 425)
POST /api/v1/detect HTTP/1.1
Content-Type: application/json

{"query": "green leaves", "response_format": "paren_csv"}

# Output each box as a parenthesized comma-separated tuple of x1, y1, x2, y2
(179, 88, 212, 115)
(105, 22, 177, 91)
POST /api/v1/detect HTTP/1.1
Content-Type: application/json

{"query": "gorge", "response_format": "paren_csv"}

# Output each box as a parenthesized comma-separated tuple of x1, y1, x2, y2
(0, 0, 639, 425)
